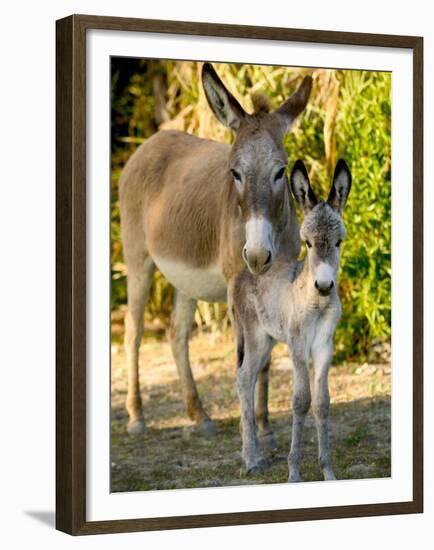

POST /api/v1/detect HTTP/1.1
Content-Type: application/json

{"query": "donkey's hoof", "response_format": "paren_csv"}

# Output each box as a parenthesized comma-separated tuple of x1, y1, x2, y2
(288, 474, 302, 483)
(127, 418, 146, 435)
(198, 418, 217, 438)
(259, 431, 278, 451)
(242, 458, 270, 477)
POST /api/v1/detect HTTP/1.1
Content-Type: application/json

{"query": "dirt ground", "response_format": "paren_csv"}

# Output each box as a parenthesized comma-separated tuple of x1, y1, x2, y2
(111, 330, 391, 492)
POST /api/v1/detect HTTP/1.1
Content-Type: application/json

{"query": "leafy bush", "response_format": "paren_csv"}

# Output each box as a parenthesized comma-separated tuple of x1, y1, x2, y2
(111, 59, 391, 362)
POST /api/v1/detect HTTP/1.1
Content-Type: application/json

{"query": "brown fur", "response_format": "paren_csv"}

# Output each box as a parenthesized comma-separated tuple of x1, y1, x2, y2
(251, 92, 271, 114)
(120, 131, 231, 268)
(119, 66, 313, 435)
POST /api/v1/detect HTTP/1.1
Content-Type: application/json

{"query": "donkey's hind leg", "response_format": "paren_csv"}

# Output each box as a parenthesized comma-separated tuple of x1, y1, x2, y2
(124, 255, 155, 435)
(169, 290, 216, 437)
(255, 352, 278, 451)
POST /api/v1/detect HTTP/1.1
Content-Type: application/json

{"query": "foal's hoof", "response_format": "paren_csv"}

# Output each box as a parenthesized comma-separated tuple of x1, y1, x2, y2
(127, 418, 146, 435)
(259, 431, 278, 452)
(197, 418, 217, 438)
(241, 458, 270, 477)
(288, 474, 302, 483)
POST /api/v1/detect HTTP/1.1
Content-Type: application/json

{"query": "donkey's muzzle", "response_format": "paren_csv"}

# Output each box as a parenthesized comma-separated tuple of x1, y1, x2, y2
(243, 246, 272, 275)
(315, 279, 334, 296)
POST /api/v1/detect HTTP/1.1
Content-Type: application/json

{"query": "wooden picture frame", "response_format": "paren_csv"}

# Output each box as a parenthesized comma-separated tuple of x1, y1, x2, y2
(56, 14, 423, 535)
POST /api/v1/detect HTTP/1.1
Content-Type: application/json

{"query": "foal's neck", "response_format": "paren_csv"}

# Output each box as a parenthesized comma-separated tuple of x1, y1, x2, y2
(259, 254, 334, 325)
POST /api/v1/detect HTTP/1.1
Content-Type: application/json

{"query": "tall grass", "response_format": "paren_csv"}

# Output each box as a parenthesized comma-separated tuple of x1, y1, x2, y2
(111, 59, 391, 362)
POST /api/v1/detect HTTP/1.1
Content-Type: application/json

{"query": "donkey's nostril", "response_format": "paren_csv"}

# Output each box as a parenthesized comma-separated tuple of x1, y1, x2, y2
(242, 247, 248, 262)
(315, 280, 334, 295)
(264, 250, 272, 266)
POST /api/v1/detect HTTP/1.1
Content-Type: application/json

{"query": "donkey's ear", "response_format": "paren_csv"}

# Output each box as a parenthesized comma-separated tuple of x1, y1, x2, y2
(290, 160, 318, 213)
(274, 75, 313, 135)
(202, 63, 246, 131)
(327, 159, 352, 214)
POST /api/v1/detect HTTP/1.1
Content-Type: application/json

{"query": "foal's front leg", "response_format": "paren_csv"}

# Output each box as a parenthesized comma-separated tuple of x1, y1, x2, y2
(237, 330, 272, 475)
(312, 339, 336, 480)
(288, 350, 311, 482)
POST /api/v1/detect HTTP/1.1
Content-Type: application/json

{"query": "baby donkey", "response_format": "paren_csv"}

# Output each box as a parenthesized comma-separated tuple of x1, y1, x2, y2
(232, 159, 352, 481)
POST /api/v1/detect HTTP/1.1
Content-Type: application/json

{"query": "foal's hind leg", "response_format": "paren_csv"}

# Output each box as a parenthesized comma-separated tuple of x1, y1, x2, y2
(169, 290, 216, 437)
(255, 352, 278, 451)
(124, 256, 156, 434)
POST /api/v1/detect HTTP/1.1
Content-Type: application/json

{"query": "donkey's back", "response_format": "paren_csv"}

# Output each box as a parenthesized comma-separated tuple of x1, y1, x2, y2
(120, 129, 231, 204)
(120, 130, 231, 224)
(120, 129, 233, 279)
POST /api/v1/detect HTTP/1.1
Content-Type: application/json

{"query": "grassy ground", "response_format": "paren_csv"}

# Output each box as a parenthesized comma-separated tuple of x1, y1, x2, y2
(111, 329, 391, 492)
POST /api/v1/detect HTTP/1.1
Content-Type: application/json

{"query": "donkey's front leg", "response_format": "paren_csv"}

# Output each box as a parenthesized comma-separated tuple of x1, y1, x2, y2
(237, 332, 272, 475)
(288, 351, 311, 482)
(169, 290, 216, 437)
(312, 339, 336, 480)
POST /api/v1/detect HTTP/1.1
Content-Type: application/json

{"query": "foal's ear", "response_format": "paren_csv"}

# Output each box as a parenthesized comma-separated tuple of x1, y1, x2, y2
(202, 63, 246, 131)
(327, 159, 352, 214)
(290, 160, 318, 214)
(274, 75, 313, 136)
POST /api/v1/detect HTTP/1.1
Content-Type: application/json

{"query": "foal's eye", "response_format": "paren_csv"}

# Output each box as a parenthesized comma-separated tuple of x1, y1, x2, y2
(230, 169, 242, 182)
(274, 167, 286, 182)
(305, 240, 312, 249)
(336, 239, 342, 247)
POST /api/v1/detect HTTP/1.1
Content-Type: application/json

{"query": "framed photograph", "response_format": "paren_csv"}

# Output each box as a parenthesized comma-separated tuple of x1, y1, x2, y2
(56, 14, 423, 535)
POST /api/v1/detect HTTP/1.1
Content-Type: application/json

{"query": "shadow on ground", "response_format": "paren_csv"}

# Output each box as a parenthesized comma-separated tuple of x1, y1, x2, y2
(111, 334, 391, 492)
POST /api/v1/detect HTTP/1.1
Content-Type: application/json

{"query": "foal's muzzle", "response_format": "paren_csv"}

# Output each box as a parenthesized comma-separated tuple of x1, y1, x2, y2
(315, 279, 334, 296)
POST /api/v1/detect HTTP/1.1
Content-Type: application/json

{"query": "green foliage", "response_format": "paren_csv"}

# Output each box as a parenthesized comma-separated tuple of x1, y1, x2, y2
(111, 59, 391, 362)
(345, 425, 369, 447)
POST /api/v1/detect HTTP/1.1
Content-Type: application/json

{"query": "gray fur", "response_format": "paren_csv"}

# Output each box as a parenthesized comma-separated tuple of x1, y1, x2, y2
(232, 159, 351, 480)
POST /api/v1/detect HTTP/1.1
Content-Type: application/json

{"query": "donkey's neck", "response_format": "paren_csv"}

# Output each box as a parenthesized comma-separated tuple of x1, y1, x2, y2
(254, 255, 338, 343)
(274, 191, 301, 261)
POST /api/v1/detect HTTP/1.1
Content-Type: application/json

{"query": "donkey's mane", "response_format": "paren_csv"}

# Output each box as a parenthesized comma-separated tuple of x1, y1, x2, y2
(251, 92, 271, 115)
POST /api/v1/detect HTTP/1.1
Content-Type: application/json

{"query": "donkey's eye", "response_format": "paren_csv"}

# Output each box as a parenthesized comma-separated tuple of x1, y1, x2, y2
(336, 239, 342, 247)
(274, 167, 286, 182)
(230, 169, 242, 182)
(305, 240, 312, 249)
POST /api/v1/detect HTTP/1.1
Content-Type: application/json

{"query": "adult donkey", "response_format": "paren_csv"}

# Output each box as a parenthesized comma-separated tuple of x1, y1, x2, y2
(120, 63, 312, 437)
